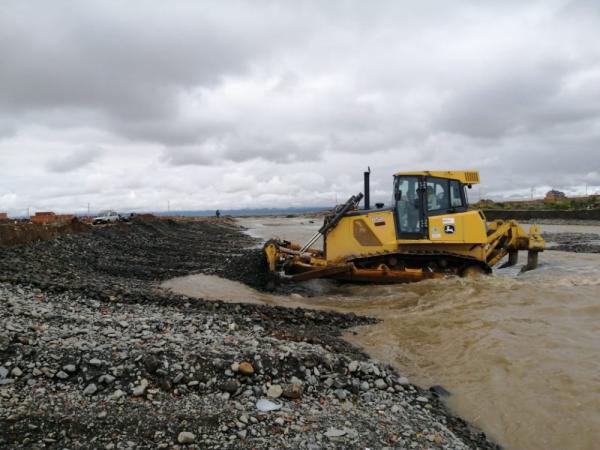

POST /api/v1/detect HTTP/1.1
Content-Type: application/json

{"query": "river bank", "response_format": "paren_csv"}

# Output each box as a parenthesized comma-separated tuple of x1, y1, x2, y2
(230, 217, 600, 450)
(0, 219, 495, 449)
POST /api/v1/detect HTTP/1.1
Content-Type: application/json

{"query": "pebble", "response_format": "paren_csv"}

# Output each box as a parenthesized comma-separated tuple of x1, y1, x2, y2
(89, 358, 102, 366)
(99, 374, 115, 384)
(134, 379, 149, 396)
(173, 372, 184, 384)
(375, 378, 388, 389)
(282, 382, 304, 399)
(221, 380, 240, 394)
(348, 360, 359, 372)
(11, 367, 23, 377)
(83, 383, 97, 395)
(56, 371, 69, 380)
(334, 389, 348, 400)
(63, 364, 77, 373)
(430, 384, 451, 397)
(238, 362, 254, 375)
(325, 428, 346, 438)
(396, 376, 410, 385)
(143, 355, 161, 374)
(416, 396, 429, 403)
(267, 384, 283, 398)
(177, 431, 195, 444)
(111, 389, 125, 399)
(256, 399, 282, 412)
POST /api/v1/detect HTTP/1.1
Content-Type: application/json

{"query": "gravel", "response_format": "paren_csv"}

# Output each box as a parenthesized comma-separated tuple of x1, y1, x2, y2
(542, 232, 600, 253)
(0, 219, 497, 449)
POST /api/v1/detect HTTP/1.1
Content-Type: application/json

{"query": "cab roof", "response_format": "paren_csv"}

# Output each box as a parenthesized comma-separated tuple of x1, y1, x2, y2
(393, 170, 480, 185)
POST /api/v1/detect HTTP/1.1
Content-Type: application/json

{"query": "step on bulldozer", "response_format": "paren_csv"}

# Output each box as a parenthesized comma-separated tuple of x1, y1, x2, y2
(264, 170, 545, 283)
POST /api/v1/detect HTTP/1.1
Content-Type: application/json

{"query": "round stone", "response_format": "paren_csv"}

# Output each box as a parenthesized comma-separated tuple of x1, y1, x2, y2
(267, 384, 283, 398)
(238, 362, 254, 376)
(177, 431, 195, 444)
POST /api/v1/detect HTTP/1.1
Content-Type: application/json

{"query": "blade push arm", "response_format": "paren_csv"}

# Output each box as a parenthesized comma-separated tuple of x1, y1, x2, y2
(486, 220, 545, 270)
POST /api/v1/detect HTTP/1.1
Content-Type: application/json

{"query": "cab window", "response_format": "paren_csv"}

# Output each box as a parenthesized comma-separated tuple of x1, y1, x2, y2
(426, 178, 466, 214)
(449, 180, 464, 208)
(426, 178, 449, 212)
(394, 176, 423, 235)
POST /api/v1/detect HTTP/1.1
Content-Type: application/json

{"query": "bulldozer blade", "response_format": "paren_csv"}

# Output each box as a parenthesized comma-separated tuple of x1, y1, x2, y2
(289, 264, 352, 282)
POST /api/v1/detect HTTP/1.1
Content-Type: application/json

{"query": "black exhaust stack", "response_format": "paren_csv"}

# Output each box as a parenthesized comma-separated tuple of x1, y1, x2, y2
(364, 167, 371, 210)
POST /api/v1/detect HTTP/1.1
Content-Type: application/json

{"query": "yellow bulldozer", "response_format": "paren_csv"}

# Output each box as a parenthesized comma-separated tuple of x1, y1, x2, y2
(264, 170, 545, 283)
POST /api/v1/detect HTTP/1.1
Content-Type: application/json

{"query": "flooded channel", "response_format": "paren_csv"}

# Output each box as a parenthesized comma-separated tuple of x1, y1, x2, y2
(163, 217, 600, 450)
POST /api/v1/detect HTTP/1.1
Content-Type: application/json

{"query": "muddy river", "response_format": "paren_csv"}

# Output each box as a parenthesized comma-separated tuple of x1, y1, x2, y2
(163, 217, 600, 450)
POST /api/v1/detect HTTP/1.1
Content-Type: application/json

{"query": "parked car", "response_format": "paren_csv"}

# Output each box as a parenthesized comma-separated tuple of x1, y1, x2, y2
(92, 210, 121, 225)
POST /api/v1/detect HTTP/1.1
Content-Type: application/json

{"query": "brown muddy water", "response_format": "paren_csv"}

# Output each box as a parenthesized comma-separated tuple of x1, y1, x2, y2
(162, 217, 600, 450)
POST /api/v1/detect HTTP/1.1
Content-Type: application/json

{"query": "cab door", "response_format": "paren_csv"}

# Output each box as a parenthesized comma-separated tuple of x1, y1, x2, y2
(425, 177, 467, 242)
(394, 175, 427, 239)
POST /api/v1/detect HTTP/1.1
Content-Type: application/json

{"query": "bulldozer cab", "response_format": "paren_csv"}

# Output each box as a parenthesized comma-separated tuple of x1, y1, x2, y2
(394, 172, 471, 240)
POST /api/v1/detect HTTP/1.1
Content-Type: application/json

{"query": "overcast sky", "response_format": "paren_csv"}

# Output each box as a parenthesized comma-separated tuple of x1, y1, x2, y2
(1, 0, 600, 215)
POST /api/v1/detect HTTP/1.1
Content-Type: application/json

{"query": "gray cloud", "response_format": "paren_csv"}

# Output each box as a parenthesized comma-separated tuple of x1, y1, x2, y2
(46, 147, 103, 173)
(2, 0, 600, 214)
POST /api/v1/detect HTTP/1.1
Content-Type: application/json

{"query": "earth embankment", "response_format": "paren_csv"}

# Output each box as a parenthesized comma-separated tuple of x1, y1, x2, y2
(0, 220, 90, 248)
(0, 219, 496, 449)
(483, 208, 600, 222)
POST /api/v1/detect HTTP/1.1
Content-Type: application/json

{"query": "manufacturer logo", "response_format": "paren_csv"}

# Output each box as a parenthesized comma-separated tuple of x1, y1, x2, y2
(372, 216, 386, 226)
(444, 224, 455, 234)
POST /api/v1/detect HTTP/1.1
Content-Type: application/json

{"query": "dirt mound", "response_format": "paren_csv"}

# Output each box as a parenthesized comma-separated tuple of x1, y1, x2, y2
(0, 219, 90, 248)
(130, 213, 158, 222)
(0, 220, 271, 299)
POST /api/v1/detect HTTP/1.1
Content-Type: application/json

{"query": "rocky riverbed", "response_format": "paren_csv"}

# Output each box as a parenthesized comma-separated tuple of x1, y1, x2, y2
(0, 219, 496, 449)
(542, 231, 600, 253)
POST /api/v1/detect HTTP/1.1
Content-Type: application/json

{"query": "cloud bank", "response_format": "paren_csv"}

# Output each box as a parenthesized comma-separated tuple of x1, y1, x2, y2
(1, 0, 600, 214)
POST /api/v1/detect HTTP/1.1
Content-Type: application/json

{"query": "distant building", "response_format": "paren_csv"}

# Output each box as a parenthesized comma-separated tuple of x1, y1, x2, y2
(0, 212, 8, 221)
(545, 190, 566, 202)
(32, 212, 56, 224)
(31, 212, 77, 224)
